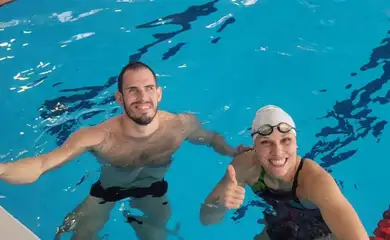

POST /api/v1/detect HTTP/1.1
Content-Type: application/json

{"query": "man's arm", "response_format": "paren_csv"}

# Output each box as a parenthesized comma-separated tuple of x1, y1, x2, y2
(0, 0, 15, 7)
(181, 113, 236, 157)
(0, 127, 104, 184)
(303, 160, 369, 240)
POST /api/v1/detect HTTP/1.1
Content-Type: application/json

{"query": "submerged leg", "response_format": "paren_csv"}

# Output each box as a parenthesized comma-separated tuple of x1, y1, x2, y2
(126, 194, 173, 240)
(56, 195, 114, 240)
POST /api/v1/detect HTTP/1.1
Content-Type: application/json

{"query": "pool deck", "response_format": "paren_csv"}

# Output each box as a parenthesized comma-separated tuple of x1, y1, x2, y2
(0, 206, 40, 240)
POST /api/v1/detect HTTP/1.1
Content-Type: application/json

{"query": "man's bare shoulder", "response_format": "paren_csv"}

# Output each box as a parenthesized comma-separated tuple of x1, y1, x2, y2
(95, 116, 120, 129)
(157, 110, 186, 120)
(175, 112, 199, 125)
(157, 110, 176, 119)
(158, 111, 198, 127)
(69, 118, 117, 147)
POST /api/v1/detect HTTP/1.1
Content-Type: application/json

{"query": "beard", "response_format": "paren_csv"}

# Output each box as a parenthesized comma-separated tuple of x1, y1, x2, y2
(123, 100, 157, 125)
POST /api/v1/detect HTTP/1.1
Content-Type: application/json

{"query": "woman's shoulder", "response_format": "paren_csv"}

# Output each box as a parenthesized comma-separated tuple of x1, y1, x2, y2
(231, 149, 260, 185)
(298, 157, 335, 194)
(231, 148, 256, 168)
(300, 158, 326, 177)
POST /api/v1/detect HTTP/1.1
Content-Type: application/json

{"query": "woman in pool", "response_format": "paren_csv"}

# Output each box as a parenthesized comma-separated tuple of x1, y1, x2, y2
(200, 105, 369, 240)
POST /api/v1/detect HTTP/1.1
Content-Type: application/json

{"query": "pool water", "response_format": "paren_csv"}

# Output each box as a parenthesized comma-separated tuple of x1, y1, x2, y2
(1, 0, 389, 239)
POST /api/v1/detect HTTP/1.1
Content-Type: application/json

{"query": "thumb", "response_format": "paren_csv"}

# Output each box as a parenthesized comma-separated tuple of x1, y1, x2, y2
(227, 165, 238, 185)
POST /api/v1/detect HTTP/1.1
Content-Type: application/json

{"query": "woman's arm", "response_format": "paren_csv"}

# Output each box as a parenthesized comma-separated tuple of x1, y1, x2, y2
(302, 160, 369, 240)
(200, 152, 252, 225)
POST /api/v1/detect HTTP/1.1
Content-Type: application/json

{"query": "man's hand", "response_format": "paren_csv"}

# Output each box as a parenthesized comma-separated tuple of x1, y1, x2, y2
(183, 114, 238, 156)
(0, 0, 15, 7)
(0, 163, 5, 176)
(0, 127, 104, 184)
(233, 145, 253, 157)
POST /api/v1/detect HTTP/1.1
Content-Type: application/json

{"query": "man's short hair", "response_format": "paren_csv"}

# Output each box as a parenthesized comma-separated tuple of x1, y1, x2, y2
(117, 61, 157, 93)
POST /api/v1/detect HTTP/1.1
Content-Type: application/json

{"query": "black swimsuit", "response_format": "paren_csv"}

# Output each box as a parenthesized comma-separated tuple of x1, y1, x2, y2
(90, 179, 168, 204)
(251, 158, 332, 240)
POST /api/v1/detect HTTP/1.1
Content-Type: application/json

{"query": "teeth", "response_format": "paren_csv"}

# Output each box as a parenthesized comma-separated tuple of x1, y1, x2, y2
(136, 104, 151, 109)
(269, 158, 287, 166)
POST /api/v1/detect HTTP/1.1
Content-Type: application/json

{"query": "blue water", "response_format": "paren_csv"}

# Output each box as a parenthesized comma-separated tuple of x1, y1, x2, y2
(1, 0, 390, 239)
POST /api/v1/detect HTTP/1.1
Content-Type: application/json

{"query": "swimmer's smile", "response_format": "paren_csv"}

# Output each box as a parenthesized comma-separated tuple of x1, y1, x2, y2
(268, 158, 288, 167)
(132, 102, 153, 113)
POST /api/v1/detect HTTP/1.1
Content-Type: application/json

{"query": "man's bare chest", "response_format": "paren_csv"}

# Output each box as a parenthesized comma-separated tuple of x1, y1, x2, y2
(93, 132, 185, 166)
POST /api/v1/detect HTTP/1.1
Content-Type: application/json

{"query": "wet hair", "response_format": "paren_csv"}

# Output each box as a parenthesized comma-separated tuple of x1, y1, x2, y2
(117, 61, 157, 93)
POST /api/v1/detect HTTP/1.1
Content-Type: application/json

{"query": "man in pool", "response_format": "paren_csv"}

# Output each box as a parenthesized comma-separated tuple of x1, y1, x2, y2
(200, 105, 370, 240)
(0, 61, 243, 240)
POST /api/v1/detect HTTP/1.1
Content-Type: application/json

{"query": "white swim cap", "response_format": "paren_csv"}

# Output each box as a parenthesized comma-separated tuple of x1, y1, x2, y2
(251, 105, 296, 141)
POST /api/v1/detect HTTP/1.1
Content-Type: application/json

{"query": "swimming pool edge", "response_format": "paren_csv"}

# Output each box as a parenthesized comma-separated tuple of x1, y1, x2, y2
(0, 206, 40, 240)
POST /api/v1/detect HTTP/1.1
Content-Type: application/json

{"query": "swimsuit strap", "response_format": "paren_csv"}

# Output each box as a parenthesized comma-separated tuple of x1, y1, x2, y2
(292, 157, 305, 201)
(259, 166, 266, 181)
(254, 157, 305, 201)
(252, 167, 267, 192)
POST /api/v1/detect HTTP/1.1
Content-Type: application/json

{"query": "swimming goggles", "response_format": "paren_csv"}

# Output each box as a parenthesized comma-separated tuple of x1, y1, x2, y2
(250, 122, 295, 137)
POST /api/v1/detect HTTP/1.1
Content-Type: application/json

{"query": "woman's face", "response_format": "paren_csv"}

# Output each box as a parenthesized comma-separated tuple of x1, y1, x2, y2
(254, 129, 297, 179)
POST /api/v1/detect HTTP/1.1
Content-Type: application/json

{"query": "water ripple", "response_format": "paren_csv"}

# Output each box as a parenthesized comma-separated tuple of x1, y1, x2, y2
(230, 0, 258, 7)
(50, 9, 104, 23)
(255, 46, 293, 57)
(206, 13, 236, 43)
(0, 19, 19, 29)
(242, 0, 258, 6)
(60, 32, 96, 46)
(8, 62, 56, 93)
(129, 0, 220, 61)
(205, 14, 233, 29)
(298, 0, 320, 12)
